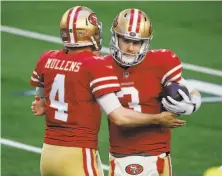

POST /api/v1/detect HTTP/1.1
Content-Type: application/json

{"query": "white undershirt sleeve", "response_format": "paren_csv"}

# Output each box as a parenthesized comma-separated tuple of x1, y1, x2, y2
(36, 87, 45, 98)
(96, 93, 122, 115)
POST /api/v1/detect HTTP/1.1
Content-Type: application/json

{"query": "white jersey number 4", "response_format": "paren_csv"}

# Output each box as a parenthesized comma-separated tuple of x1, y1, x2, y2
(49, 74, 68, 122)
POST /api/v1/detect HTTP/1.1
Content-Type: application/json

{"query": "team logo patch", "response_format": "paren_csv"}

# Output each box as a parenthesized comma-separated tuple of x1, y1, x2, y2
(125, 164, 143, 175)
(88, 13, 99, 26)
(123, 72, 129, 79)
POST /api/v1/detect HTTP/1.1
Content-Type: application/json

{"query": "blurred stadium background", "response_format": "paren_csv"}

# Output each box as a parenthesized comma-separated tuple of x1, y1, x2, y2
(1, 1, 222, 176)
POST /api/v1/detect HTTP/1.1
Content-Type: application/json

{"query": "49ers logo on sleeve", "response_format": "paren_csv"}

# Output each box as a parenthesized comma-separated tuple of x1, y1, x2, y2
(125, 164, 143, 175)
(88, 13, 98, 26)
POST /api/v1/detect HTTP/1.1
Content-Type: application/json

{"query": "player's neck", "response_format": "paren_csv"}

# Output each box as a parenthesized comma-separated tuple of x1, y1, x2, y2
(64, 47, 93, 55)
(115, 61, 130, 70)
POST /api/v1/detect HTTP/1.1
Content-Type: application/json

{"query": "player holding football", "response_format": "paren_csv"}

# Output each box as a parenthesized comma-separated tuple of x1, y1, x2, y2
(107, 9, 202, 176)
(30, 6, 186, 176)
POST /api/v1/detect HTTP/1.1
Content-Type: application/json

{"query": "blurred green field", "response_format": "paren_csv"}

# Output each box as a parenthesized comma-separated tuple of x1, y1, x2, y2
(1, 1, 222, 176)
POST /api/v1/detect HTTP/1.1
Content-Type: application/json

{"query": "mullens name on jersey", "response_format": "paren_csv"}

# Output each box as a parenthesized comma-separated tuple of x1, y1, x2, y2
(44, 58, 82, 72)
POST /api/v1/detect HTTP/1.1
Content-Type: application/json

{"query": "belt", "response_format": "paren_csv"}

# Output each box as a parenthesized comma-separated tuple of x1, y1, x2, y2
(110, 151, 170, 158)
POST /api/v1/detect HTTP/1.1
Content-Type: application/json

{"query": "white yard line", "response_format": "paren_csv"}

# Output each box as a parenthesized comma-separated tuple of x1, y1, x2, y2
(187, 79, 222, 96)
(0, 138, 110, 171)
(0, 25, 110, 56)
(1, 25, 222, 77)
(181, 63, 222, 77)
(202, 97, 222, 103)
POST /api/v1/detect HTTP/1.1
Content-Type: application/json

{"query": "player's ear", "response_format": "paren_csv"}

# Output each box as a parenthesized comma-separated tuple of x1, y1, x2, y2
(35, 96, 40, 101)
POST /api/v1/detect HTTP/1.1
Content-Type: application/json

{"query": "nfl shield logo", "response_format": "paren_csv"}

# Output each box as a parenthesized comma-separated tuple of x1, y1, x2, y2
(123, 72, 129, 79)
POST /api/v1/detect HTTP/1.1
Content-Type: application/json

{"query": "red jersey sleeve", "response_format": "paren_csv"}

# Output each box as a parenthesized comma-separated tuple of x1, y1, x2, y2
(30, 51, 50, 87)
(88, 58, 121, 98)
(160, 50, 183, 86)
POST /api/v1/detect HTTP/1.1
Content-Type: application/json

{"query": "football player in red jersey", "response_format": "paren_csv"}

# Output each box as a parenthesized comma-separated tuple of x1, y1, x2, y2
(30, 6, 186, 176)
(107, 9, 202, 176)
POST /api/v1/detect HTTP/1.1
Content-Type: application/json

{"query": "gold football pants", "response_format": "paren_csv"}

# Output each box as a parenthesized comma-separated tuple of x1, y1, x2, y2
(40, 143, 104, 176)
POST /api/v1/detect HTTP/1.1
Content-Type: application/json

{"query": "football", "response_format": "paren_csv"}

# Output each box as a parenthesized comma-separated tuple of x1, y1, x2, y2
(162, 82, 190, 102)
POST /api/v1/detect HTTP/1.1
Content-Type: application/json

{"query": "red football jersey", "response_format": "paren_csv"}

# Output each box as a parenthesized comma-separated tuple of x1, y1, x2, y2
(108, 49, 183, 155)
(30, 50, 121, 149)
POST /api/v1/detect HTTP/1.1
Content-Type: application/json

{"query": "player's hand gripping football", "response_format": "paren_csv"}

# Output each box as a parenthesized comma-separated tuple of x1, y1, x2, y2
(31, 96, 45, 116)
(157, 112, 186, 128)
(162, 89, 194, 115)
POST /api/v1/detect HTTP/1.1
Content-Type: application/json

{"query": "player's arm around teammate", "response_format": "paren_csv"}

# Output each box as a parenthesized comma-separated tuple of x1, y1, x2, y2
(32, 93, 186, 129)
